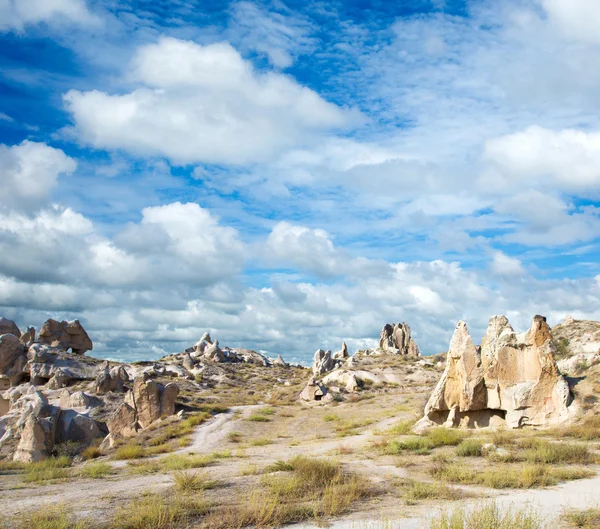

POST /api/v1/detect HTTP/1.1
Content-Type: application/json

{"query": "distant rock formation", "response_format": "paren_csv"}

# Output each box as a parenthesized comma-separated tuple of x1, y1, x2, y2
(379, 323, 420, 356)
(414, 315, 574, 432)
(300, 376, 331, 403)
(312, 343, 348, 376)
(0, 318, 21, 338)
(38, 319, 93, 355)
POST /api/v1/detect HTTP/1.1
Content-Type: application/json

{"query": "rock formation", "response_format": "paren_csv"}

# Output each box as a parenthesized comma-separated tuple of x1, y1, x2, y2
(312, 342, 349, 375)
(38, 319, 93, 354)
(552, 317, 600, 375)
(106, 374, 179, 440)
(379, 323, 420, 356)
(0, 318, 20, 338)
(414, 315, 574, 432)
(300, 376, 331, 402)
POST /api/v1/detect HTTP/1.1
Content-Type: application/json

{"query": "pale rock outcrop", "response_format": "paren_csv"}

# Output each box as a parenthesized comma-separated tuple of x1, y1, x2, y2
(203, 342, 226, 363)
(95, 365, 129, 394)
(300, 377, 331, 402)
(322, 370, 359, 392)
(414, 315, 574, 432)
(0, 334, 27, 386)
(312, 347, 345, 375)
(38, 319, 93, 354)
(0, 318, 20, 338)
(274, 355, 288, 367)
(558, 353, 600, 375)
(107, 375, 179, 438)
(379, 323, 420, 356)
(332, 342, 349, 360)
(552, 316, 600, 355)
(20, 327, 35, 347)
(59, 390, 91, 409)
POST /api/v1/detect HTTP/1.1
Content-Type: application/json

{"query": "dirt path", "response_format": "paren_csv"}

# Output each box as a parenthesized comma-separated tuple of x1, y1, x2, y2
(179, 405, 262, 454)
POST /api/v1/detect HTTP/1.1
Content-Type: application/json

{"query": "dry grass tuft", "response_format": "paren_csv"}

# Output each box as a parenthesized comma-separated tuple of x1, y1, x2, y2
(429, 502, 543, 529)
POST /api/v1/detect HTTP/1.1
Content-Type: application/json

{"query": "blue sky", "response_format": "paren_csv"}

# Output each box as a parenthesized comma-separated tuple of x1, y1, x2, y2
(1, 0, 600, 364)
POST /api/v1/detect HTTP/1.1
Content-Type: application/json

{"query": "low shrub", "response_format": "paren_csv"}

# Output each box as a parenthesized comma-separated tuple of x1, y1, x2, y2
(429, 502, 543, 529)
(456, 440, 483, 457)
(79, 462, 113, 479)
(173, 470, 219, 492)
(114, 444, 146, 461)
(22, 456, 72, 483)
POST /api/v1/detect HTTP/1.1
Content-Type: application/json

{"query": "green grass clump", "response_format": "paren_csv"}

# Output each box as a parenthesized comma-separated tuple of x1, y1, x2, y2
(456, 440, 483, 457)
(386, 419, 416, 435)
(429, 502, 543, 529)
(404, 480, 462, 502)
(521, 439, 595, 464)
(431, 461, 592, 489)
(323, 414, 340, 422)
(384, 437, 433, 455)
(247, 414, 270, 422)
(112, 494, 209, 529)
(563, 507, 600, 528)
(22, 456, 72, 483)
(79, 462, 114, 479)
(554, 416, 600, 441)
(14, 504, 90, 529)
(173, 471, 219, 492)
(114, 444, 146, 460)
(425, 427, 468, 447)
(81, 446, 102, 460)
(250, 438, 273, 446)
(227, 432, 243, 443)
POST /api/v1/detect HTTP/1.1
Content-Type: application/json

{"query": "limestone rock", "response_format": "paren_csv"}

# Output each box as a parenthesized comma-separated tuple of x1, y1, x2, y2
(20, 327, 35, 347)
(57, 410, 103, 444)
(0, 318, 20, 338)
(332, 342, 349, 360)
(107, 403, 138, 438)
(204, 342, 226, 363)
(274, 354, 288, 367)
(95, 365, 129, 394)
(0, 334, 27, 386)
(300, 377, 331, 402)
(38, 319, 93, 354)
(312, 348, 344, 375)
(552, 317, 600, 355)
(379, 323, 420, 356)
(416, 315, 574, 431)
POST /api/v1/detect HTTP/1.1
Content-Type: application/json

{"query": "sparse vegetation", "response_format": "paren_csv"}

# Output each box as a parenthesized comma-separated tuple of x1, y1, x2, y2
(404, 480, 462, 502)
(22, 456, 72, 483)
(456, 439, 483, 457)
(563, 507, 600, 528)
(173, 470, 219, 492)
(429, 502, 543, 529)
(114, 444, 146, 460)
(79, 462, 114, 479)
(81, 446, 102, 460)
(14, 504, 90, 529)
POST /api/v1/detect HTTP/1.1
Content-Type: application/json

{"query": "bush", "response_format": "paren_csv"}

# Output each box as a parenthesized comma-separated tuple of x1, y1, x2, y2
(563, 507, 600, 528)
(247, 414, 270, 422)
(404, 480, 461, 502)
(522, 440, 594, 464)
(426, 427, 468, 447)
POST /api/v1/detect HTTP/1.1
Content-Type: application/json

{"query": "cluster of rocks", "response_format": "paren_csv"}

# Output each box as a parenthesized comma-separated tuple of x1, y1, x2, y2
(414, 315, 575, 432)
(176, 332, 276, 373)
(0, 317, 182, 462)
(552, 316, 600, 375)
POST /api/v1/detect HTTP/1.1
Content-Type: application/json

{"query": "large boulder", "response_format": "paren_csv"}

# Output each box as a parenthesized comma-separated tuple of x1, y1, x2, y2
(95, 365, 129, 394)
(0, 318, 20, 338)
(38, 319, 93, 355)
(379, 323, 420, 356)
(107, 375, 179, 438)
(415, 315, 574, 432)
(0, 334, 27, 386)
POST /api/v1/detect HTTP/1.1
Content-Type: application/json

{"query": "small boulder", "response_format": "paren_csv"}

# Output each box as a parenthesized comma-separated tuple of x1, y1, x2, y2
(0, 318, 20, 338)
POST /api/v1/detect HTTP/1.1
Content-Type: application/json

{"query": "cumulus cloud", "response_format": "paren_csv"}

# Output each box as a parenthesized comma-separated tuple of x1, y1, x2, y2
(489, 251, 525, 277)
(64, 37, 360, 165)
(0, 0, 98, 31)
(485, 126, 600, 192)
(0, 141, 77, 212)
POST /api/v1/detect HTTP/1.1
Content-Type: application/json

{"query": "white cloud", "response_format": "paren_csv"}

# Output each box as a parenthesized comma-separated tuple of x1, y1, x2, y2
(0, 141, 77, 212)
(228, 1, 317, 68)
(0, 0, 98, 31)
(541, 0, 600, 44)
(485, 126, 600, 192)
(64, 37, 360, 165)
(490, 251, 524, 277)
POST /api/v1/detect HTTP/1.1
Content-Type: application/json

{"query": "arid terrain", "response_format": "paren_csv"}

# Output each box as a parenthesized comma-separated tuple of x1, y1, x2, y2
(2, 316, 600, 529)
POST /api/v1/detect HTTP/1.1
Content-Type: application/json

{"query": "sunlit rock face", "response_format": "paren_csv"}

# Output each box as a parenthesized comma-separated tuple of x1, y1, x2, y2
(414, 315, 574, 432)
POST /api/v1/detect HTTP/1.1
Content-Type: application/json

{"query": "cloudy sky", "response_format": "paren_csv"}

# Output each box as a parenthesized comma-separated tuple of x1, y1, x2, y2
(1, 0, 600, 363)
